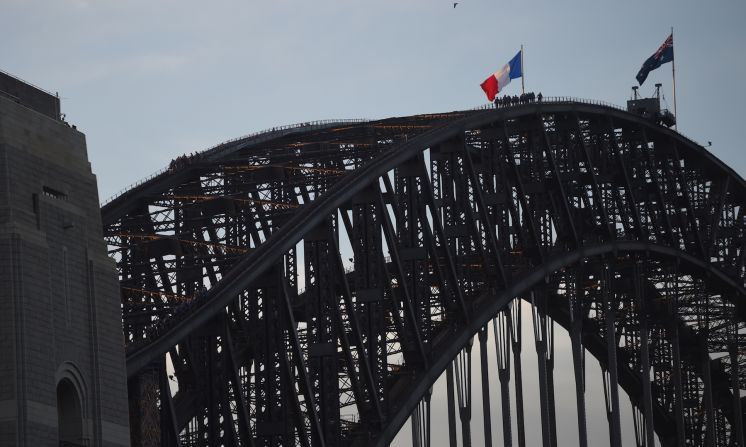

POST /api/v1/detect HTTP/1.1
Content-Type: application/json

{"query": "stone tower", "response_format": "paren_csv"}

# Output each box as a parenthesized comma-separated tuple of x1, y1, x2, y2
(0, 72, 130, 446)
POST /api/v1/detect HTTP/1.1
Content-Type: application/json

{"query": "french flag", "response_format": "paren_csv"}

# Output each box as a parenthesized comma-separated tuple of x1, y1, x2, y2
(480, 50, 523, 101)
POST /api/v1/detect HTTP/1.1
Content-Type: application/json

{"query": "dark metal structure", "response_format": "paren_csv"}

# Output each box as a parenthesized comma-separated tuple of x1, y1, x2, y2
(102, 98, 746, 446)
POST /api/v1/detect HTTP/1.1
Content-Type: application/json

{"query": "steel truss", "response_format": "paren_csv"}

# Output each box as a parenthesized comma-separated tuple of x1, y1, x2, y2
(103, 101, 746, 446)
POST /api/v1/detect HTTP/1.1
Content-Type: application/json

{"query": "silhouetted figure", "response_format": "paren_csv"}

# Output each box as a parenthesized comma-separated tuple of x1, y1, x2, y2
(537, 92, 543, 102)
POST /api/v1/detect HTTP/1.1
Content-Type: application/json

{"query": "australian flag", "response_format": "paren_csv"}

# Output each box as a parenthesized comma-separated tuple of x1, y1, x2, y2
(636, 34, 674, 85)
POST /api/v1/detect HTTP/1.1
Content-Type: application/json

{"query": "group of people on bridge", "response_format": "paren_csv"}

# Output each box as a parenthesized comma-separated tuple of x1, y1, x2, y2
(494, 91, 542, 107)
(169, 152, 205, 171)
(143, 285, 209, 340)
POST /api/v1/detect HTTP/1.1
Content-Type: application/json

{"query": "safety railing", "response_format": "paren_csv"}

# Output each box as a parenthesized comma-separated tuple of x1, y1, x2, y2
(100, 118, 368, 206)
(471, 95, 627, 112)
(102, 97, 706, 207)
(472, 96, 704, 146)
(0, 68, 59, 98)
(101, 166, 170, 207)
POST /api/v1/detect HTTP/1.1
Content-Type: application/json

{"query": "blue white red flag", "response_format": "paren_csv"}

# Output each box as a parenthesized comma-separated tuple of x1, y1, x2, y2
(480, 50, 522, 101)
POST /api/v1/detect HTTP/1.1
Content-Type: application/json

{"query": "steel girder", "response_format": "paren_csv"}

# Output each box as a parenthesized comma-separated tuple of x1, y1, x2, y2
(103, 101, 746, 446)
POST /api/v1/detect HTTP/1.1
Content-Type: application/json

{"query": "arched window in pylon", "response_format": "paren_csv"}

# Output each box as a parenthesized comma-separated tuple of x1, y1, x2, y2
(57, 378, 84, 446)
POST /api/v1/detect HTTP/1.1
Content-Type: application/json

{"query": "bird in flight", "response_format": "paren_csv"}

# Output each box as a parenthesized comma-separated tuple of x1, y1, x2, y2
(453, 2, 458, 8)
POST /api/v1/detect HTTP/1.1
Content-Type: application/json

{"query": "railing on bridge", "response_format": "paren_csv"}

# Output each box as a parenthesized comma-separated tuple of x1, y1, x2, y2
(468, 95, 626, 112)
(100, 98, 711, 207)
(100, 118, 368, 206)
(472, 95, 705, 149)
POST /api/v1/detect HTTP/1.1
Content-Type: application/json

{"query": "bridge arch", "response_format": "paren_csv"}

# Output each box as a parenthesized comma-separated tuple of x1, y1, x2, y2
(372, 243, 744, 446)
(104, 100, 746, 446)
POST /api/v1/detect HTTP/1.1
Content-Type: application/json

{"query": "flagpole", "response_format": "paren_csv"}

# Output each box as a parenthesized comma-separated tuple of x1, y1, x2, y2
(521, 44, 525, 94)
(671, 27, 677, 129)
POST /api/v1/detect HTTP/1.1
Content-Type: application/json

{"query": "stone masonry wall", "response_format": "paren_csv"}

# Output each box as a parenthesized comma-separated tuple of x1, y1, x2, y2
(0, 94, 130, 446)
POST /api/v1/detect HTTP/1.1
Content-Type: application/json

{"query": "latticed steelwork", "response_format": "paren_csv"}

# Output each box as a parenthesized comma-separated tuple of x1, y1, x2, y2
(102, 100, 746, 446)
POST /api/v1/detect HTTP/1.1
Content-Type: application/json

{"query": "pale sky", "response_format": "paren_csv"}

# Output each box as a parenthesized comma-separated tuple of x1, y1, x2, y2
(3, 0, 744, 201)
(3, 0, 744, 445)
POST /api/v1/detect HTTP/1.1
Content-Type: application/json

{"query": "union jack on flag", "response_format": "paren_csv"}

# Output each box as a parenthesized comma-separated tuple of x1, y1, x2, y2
(636, 33, 674, 85)
(654, 34, 673, 60)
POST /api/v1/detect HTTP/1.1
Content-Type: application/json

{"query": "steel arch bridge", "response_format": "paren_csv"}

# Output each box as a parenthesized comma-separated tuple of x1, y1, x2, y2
(103, 99, 746, 447)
